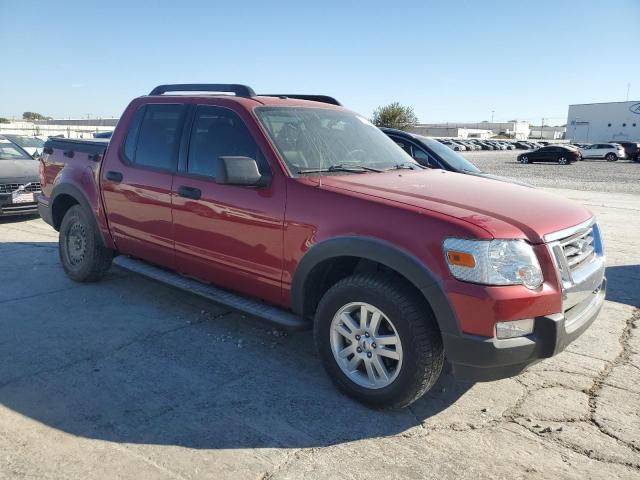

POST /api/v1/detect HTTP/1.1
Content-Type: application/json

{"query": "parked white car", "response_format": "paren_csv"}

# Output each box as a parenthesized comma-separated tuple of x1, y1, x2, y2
(580, 143, 627, 161)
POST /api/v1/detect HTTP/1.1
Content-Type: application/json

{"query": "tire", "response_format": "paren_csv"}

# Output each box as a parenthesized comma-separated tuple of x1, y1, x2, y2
(520, 155, 530, 164)
(557, 156, 569, 165)
(314, 273, 444, 409)
(605, 153, 617, 162)
(59, 205, 113, 282)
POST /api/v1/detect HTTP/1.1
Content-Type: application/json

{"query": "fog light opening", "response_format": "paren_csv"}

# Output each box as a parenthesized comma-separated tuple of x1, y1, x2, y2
(496, 319, 535, 339)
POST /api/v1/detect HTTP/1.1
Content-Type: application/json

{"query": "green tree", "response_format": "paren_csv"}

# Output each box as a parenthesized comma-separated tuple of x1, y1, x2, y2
(371, 102, 418, 131)
(22, 112, 51, 121)
(0, 118, 10, 124)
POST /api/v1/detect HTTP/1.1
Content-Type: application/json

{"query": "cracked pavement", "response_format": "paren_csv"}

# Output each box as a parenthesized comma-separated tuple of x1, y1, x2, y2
(0, 185, 639, 479)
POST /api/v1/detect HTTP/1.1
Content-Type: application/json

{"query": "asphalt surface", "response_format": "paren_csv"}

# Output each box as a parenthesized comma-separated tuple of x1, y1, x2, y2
(463, 150, 640, 194)
(0, 180, 639, 478)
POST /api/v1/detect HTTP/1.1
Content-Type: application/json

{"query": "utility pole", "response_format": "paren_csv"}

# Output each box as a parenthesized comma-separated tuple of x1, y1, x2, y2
(491, 110, 495, 123)
(540, 117, 544, 140)
(627, 83, 631, 101)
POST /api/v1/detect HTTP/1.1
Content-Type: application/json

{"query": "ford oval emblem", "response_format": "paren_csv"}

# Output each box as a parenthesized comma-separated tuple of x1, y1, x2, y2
(630, 102, 640, 115)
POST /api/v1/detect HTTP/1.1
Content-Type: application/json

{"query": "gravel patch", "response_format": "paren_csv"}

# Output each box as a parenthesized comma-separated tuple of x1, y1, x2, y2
(462, 150, 640, 194)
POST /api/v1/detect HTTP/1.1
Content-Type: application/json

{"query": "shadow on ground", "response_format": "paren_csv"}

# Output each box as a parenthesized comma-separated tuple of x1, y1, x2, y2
(606, 264, 640, 307)
(0, 241, 472, 450)
(0, 213, 40, 225)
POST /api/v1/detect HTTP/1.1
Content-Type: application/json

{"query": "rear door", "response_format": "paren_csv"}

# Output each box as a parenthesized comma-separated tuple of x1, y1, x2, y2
(101, 102, 187, 269)
(589, 144, 606, 158)
(171, 104, 286, 303)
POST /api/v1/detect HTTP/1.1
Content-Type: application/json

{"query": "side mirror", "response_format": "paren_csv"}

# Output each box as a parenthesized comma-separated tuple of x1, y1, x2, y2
(216, 156, 269, 187)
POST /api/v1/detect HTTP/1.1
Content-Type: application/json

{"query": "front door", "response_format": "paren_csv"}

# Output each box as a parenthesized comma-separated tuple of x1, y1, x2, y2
(171, 105, 286, 304)
(101, 102, 187, 269)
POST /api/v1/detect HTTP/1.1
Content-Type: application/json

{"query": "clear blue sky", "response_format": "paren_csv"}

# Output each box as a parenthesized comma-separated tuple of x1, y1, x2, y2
(1, 0, 638, 124)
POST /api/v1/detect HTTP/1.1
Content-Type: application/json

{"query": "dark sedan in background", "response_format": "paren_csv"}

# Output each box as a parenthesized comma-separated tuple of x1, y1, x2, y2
(517, 145, 581, 165)
(0, 137, 41, 216)
(381, 128, 530, 186)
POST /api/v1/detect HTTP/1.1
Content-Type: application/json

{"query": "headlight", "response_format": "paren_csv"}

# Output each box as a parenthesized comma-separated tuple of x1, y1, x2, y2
(443, 238, 543, 289)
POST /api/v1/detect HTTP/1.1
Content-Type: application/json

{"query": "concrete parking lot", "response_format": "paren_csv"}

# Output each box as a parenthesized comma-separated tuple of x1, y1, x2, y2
(1, 152, 639, 479)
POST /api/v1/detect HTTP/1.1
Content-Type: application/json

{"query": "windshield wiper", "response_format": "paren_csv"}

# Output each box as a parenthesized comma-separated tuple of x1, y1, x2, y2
(385, 162, 427, 171)
(298, 163, 384, 174)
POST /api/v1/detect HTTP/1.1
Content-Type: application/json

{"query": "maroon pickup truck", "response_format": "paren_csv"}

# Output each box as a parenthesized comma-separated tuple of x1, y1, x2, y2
(38, 84, 606, 408)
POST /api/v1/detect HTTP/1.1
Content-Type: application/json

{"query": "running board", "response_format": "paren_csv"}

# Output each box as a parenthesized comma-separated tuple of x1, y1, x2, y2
(113, 255, 309, 331)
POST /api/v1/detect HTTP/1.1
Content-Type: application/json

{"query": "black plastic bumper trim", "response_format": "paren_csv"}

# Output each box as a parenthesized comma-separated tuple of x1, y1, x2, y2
(444, 278, 606, 382)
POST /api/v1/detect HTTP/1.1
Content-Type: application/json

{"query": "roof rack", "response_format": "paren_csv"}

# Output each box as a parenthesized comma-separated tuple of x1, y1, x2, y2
(149, 84, 256, 97)
(260, 94, 341, 106)
(148, 85, 341, 106)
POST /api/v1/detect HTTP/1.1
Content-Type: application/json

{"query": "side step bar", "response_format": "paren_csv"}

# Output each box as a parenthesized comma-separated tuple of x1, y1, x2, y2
(113, 255, 309, 331)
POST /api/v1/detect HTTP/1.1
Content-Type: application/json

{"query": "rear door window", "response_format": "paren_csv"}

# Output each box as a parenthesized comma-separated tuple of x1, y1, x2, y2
(127, 104, 186, 171)
(123, 106, 146, 162)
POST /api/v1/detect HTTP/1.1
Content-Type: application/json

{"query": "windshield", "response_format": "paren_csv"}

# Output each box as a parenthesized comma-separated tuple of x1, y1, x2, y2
(0, 139, 32, 160)
(419, 136, 481, 173)
(5, 135, 45, 149)
(255, 107, 417, 175)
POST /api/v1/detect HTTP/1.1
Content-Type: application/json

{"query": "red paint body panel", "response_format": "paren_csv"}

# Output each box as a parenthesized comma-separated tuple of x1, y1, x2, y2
(316, 170, 592, 244)
(38, 93, 592, 339)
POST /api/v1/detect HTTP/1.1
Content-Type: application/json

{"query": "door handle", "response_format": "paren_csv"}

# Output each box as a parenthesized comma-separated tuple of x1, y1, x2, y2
(106, 171, 123, 183)
(177, 185, 201, 200)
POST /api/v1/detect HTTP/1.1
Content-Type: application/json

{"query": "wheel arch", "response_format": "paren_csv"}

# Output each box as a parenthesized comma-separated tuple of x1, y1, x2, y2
(291, 237, 460, 335)
(51, 183, 106, 247)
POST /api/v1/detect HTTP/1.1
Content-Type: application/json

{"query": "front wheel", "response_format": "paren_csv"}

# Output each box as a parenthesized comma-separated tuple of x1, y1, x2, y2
(314, 274, 443, 408)
(520, 155, 530, 164)
(605, 153, 617, 162)
(558, 156, 569, 165)
(59, 205, 113, 282)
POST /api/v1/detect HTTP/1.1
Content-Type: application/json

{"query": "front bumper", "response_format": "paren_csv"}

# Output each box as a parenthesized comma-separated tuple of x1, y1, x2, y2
(444, 277, 606, 382)
(0, 193, 40, 216)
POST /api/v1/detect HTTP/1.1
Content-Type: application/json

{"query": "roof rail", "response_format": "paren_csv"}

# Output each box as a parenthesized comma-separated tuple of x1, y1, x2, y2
(260, 94, 342, 106)
(149, 84, 256, 97)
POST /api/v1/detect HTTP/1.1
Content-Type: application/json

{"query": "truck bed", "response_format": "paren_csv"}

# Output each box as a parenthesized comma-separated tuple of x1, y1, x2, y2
(44, 137, 109, 157)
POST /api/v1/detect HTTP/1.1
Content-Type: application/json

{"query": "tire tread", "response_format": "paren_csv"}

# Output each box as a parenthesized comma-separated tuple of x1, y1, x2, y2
(315, 273, 443, 408)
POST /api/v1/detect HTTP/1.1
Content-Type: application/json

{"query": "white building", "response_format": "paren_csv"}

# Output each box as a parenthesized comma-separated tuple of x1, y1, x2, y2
(411, 121, 530, 140)
(566, 101, 640, 143)
(529, 125, 566, 140)
(0, 118, 118, 139)
(409, 126, 493, 139)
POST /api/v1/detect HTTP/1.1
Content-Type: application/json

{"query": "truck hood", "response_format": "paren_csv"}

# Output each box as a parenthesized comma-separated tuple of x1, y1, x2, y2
(318, 169, 592, 243)
(0, 159, 40, 184)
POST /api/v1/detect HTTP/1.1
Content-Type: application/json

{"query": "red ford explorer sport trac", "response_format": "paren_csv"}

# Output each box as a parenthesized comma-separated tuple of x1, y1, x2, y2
(38, 84, 606, 408)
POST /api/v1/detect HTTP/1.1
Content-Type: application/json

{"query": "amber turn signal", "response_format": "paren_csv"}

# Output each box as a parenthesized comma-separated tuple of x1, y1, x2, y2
(446, 251, 476, 268)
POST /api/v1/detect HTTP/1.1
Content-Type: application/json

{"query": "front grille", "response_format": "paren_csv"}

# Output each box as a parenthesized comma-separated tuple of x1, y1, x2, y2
(560, 227, 596, 273)
(0, 182, 42, 194)
(546, 220, 605, 313)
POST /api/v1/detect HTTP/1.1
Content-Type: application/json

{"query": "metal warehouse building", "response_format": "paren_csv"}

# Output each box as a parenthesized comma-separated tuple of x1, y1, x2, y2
(566, 101, 640, 142)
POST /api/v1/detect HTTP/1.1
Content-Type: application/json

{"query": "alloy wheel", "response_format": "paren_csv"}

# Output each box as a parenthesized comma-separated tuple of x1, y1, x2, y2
(330, 302, 403, 389)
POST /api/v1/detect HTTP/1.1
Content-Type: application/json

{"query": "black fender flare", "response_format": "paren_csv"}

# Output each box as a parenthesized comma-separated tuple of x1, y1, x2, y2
(290, 236, 460, 335)
(50, 183, 106, 247)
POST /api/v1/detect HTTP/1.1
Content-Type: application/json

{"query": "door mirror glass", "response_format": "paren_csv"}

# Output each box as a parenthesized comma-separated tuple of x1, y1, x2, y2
(215, 156, 269, 187)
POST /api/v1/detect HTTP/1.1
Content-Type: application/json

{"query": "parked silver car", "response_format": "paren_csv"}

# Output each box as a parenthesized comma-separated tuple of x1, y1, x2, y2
(580, 143, 627, 161)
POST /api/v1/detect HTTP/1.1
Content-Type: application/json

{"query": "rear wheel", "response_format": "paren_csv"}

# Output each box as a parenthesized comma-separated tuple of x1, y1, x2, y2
(605, 153, 617, 162)
(59, 205, 113, 282)
(557, 156, 569, 165)
(314, 273, 443, 408)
